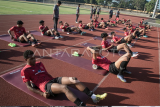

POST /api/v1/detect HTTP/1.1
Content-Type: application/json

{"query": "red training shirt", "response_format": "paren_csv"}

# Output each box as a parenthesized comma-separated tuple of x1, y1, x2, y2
(9, 26, 26, 39)
(21, 62, 54, 92)
(92, 56, 112, 71)
(124, 31, 129, 36)
(101, 40, 112, 50)
(112, 36, 121, 42)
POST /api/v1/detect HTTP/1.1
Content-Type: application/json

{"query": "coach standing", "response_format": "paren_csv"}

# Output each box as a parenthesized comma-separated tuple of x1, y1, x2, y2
(109, 9, 113, 19)
(53, 1, 61, 31)
(75, 4, 80, 23)
(116, 9, 120, 18)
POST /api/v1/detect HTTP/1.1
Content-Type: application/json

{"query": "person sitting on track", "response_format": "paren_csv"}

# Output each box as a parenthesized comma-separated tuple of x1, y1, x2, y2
(138, 23, 151, 32)
(59, 21, 86, 35)
(78, 20, 89, 29)
(21, 50, 107, 106)
(110, 32, 132, 47)
(87, 46, 132, 82)
(101, 18, 109, 29)
(86, 20, 95, 31)
(122, 18, 130, 24)
(93, 17, 108, 29)
(109, 20, 117, 26)
(123, 27, 138, 39)
(100, 33, 138, 57)
(39, 20, 63, 39)
(8, 20, 41, 47)
(115, 17, 122, 24)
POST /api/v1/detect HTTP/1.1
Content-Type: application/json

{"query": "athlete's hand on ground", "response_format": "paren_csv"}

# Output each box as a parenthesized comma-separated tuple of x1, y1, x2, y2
(43, 92, 50, 98)
(11, 36, 14, 41)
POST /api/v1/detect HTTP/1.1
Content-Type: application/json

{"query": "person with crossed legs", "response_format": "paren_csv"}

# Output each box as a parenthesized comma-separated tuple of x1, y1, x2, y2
(21, 50, 107, 106)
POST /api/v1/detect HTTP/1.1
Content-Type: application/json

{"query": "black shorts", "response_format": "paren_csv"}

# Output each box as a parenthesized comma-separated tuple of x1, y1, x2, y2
(97, 23, 101, 28)
(84, 25, 89, 29)
(120, 38, 126, 43)
(93, 12, 96, 14)
(44, 31, 51, 36)
(17, 37, 27, 43)
(132, 35, 136, 39)
(97, 12, 99, 15)
(108, 46, 118, 53)
(109, 62, 119, 74)
(45, 77, 62, 97)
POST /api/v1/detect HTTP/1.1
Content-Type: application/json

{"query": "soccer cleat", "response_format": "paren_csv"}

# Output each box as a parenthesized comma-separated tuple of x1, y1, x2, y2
(31, 42, 36, 47)
(67, 32, 70, 34)
(123, 69, 131, 74)
(143, 35, 148, 38)
(127, 44, 132, 48)
(131, 53, 138, 57)
(117, 74, 126, 82)
(92, 93, 107, 104)
(75, 21, 78, 23)
(8, 43, 16, 47)
(72, 51, 79, 57)
(132, 52, 138, 54)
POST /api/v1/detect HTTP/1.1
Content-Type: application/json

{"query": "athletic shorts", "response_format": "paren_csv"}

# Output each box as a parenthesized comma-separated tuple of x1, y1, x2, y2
(132, 35, 136, 39)
(45, 77, 62, 97)
(109, 62, 119, 74)
(120, 38, 126, 43)
(44, 31, 51, 36)
(108, 46, 118, 53)
(97, 12, 99, 15)
(17, 37, 27, 43)
(84, 25, 89, 29)
(97, 23, 101, 28)
(93, 12, 96, 14)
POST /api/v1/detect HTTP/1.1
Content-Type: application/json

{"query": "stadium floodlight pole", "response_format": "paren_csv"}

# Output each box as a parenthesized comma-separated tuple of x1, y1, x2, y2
(152, 0, 159, 18)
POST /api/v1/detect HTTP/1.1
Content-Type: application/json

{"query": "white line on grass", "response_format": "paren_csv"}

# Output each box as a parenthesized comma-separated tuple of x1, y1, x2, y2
(157, 27, 160, 104)
(0, 38, 94, 75)
(0, 6, 33, 12)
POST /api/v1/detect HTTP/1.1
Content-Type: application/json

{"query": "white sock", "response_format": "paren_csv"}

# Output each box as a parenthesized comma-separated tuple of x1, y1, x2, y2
(91, 94, 96, 100)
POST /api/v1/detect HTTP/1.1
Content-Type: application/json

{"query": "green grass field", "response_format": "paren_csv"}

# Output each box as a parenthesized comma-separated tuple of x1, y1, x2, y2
(0, 0, 108, 15)
(155, 19, 160, 24)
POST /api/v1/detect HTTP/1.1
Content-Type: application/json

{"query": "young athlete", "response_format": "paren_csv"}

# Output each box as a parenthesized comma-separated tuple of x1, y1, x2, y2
(90, 6, 94, 20)
(101, 33, 138, 57)
(39, 20, 63, 39)
(21, 50, 107, 106)
(86, 20, 95, 31)
(111, 32, 132, 47)
(87, 46, 132, 82)
(101, 18, 109, 29)
(93, 7, 97, 18)
(93, 18, 108, 29)
(59, 21, 86, 35)
(8, 20, 41, 47)
(96, 7, 101, 18)
(78, 20, 89, 29)
(110, 20, 117, 26)
(123, 27, 138, 39)
(115, 17, 122, 24)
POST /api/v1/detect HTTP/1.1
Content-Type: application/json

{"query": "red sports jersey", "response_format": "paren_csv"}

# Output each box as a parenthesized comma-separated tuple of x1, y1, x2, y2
(9, 26, 26, 39)
(92, 56, 112, 71)
(79, 24, 85, 29)
(116, 18, 119, 21)
(39, 25, 48, 35)
(112, 36, 121, 42)
(101, 40, 111, 49)
(21, 62, 54, 92)
(124, 31, 129, 36)
(111, 20, 116, 24)
(139, 26, 145, 29)
(124, 19, 127, 22)
(60, 25, 66, 31)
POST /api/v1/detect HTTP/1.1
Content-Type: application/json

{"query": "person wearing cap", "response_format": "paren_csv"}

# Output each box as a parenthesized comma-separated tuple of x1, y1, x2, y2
(53, 1, 61, 31)
(8, 20, 41, 47)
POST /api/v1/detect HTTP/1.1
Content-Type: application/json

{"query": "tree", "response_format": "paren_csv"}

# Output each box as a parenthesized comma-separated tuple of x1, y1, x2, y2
(133, 0, 147, 10)
(145, 0, 156, 13)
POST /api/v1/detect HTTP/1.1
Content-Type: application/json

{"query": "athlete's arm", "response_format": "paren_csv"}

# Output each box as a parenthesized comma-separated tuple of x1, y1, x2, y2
(8, 30, 14, 40)
(104, 44, 114, 50)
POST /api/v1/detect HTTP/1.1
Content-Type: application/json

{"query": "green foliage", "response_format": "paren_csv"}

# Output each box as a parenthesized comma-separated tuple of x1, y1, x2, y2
(145, 0, 156, 13)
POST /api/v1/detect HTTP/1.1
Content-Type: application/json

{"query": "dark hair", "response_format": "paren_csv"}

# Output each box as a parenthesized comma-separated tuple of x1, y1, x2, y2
(23, 50, 34, 59)
(91, 20, 94, 22)
(111, 32, 115, 35)
(59, 21, 63, 24)
(39, 20, 44, 24)
(17, 20, 23, 25)
(101, 33, 108, 38)
(108, 20, 110, 22)
(58, 1, 61, 4)
(79, 20, 82, 23)
(101, 18, 103, 20)
(123, 28, 127, 31)
(78, 4, 80, 6)
(92, 6, 94, 7)
(142, 19, 144, 20)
